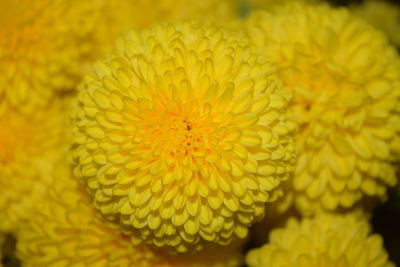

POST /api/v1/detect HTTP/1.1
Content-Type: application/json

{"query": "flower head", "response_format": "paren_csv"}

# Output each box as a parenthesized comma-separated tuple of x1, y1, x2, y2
(245, 2, 400, 215)
(17, 162, 245, 267)
(246, 214, 395, 267)
(0, 0, 98, 112)
(71, 22, 296, 252)
(351, 0, 400, 47)
(0, 101, 68, 232)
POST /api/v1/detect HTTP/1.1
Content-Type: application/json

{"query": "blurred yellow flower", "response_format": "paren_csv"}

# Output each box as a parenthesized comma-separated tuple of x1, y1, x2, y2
(0, 102, 68, 232)
(17, 162, 245, 267)
(92, 0, 239, 56)
(246, 214, 395, 267)
(71, 22, 296, 252)
(351, 0, 400, 47)
(244, 0, 318, 9)
(245, 2, 400, 215)
(0, 0, 99, 112)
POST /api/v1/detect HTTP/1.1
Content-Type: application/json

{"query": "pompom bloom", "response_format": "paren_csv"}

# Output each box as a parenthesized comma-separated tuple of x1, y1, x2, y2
(0, 0, 98, 112)
(246, 214, 395, 267)
(351, 0, 400, 47)
(0, 102, 68, 232)
(17, 162, 244, 267)
(71, 22, 296, 252)
(245, 2, 400, 215)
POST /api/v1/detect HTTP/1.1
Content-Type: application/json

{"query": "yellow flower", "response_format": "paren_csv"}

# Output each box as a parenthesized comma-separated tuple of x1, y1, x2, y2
(351, 0, 400, 47)
(246, 214, 395, 267)
(0, 102, 68, 232)
(17, 162, 245, 267)
(0, 0, 98, 112)
(92, 0, 239, 56)
(71, 22, 296, 252)
(245, 2, 400, 215)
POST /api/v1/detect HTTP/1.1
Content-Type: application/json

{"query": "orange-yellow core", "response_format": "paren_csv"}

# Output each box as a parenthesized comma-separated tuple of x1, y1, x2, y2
(134, 100, 217, 159)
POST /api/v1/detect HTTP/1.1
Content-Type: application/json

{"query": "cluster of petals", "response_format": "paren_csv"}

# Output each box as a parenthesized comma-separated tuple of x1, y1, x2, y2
(2, 0, 400, 265)
(0, 0, 101, 113)
(91, 0, 238, 56)
(16, 162, 244, 267)
(0, 102, 68, 233)
(245, 2, 400, 215)
(71, 22, 296, 252)
(246, 213, 395, 267)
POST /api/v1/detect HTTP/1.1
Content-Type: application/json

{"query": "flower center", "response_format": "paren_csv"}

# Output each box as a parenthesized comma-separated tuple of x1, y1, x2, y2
(134, 100, 215, 159)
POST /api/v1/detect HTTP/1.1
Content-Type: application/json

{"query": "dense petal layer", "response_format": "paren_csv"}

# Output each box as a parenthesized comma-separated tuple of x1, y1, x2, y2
(0, 0, 99, 112)
(92, 0, 239, 56)
(245, 2, 400, 215)
(17, 162, 244, 267)
(71, 22, 296, 251)
(247, 214, 394, 267)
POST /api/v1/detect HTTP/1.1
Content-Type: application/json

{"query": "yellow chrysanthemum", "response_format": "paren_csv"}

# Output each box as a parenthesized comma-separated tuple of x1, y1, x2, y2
(0, 102, 68, 232)
(245, 2, 400, 216)
(0, 0, 99, 112)
(351, 0, 400, 47)
(17, 162, 244, 267)
(93, 0, 239, 56)
(246, 214, 395, 267)
(71, 22, 296, 252)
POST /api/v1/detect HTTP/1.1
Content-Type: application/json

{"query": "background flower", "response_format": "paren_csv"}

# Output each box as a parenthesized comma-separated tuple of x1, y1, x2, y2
(246, 213, 395, 267)
(71, 22, 296, 252)
(0, 0, 100, 112)
(16, 162, 244, 267)
(351, 0, 400, 47)
(91, 0, 239, 57)
(0, 101, 69, 233)
(245, 2, 400, 216)
(242, 0, 320, 10)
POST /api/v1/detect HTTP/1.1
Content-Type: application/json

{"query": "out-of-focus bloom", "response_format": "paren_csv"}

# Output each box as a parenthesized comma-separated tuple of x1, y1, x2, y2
(351, 0, 400, 47)
(0, 0, 99, 112)
(246, 214, 395, 267)
(251, 184, 375, 246)
(92, 0, 239, 56)
(71, 22, 296, 252)
(17, 162, 244, 267)
(245, 2, 400, 216)
(244, 0, 319, 10)
(0, 102, 68, 233)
